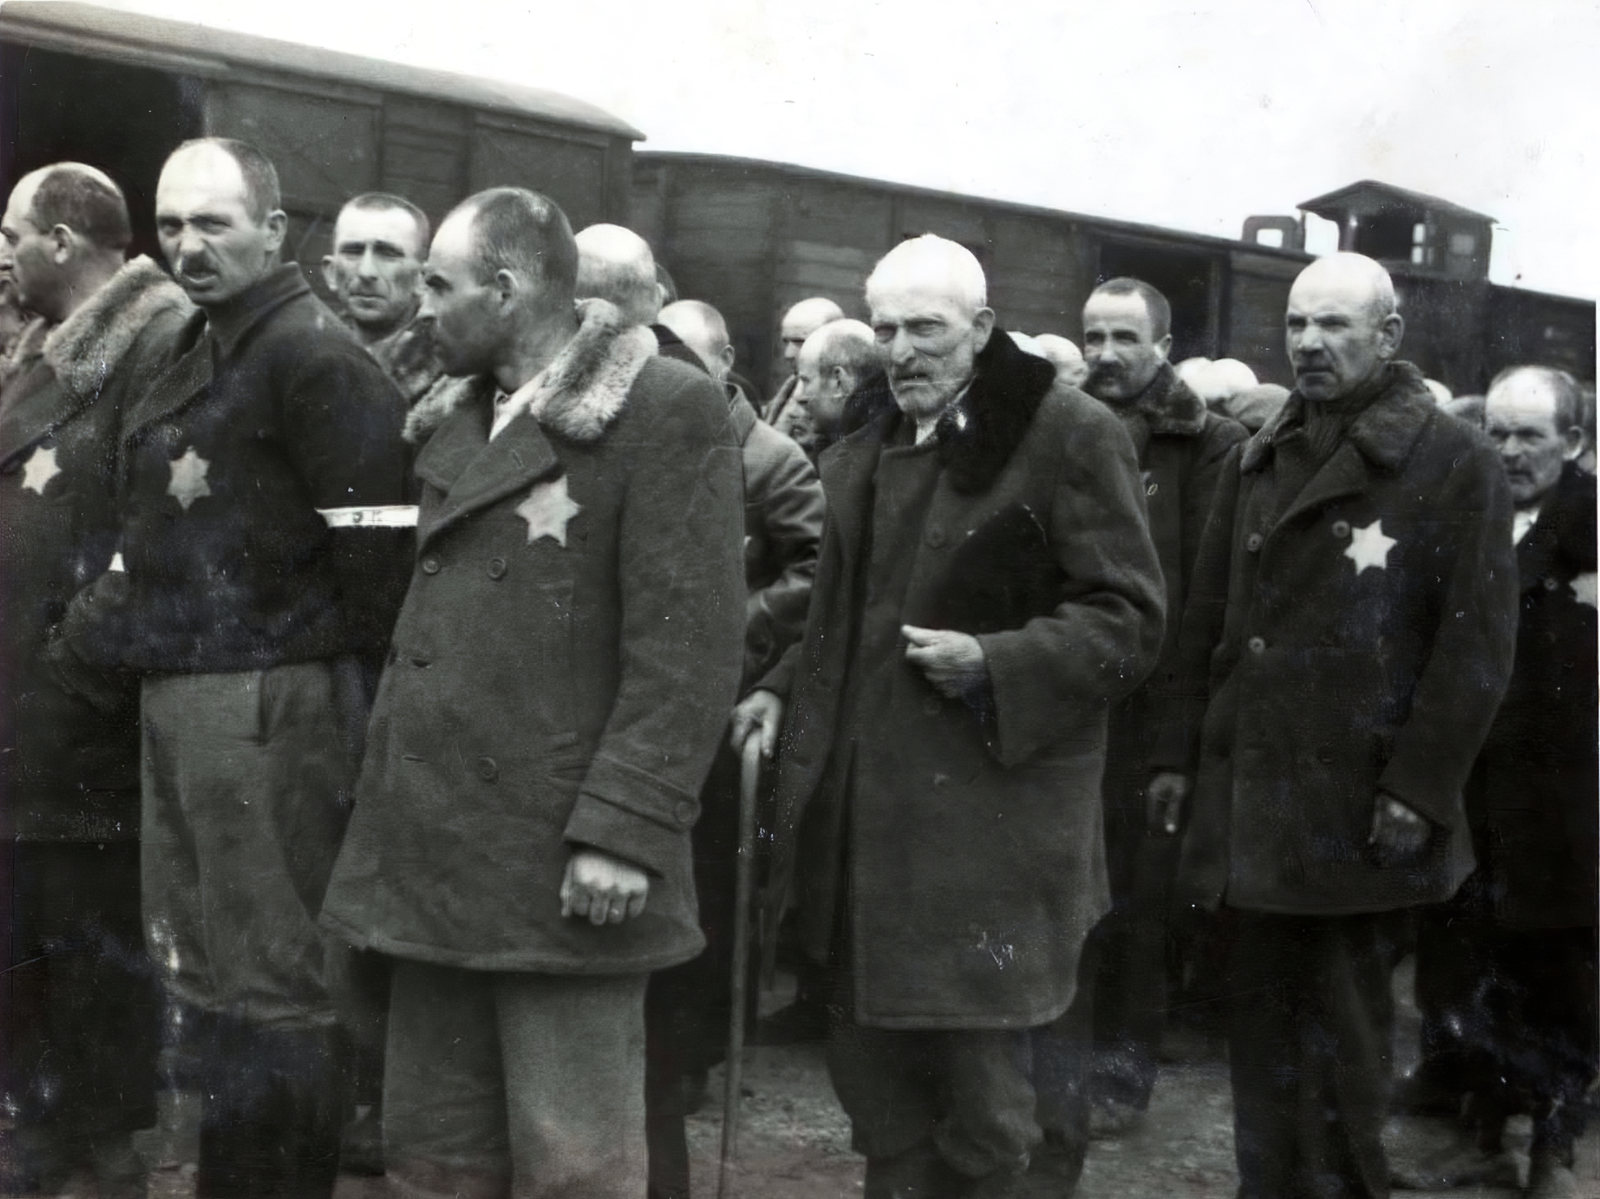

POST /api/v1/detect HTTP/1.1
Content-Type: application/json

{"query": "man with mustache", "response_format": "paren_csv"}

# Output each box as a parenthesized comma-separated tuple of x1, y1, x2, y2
(733, 235, 1165, 1197)
(50, 137, 411, 1198)
(1071, 278, 1245, 1136)
(1148, 252, 1519, 1199)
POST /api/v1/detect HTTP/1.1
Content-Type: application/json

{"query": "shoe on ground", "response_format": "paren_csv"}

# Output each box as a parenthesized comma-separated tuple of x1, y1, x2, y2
(1087, 1098, 1145, 1140)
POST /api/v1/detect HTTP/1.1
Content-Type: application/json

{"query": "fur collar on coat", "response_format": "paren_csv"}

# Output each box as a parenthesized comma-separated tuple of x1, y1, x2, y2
(1124, 362, 1208, 438)
(42, 256, 190, 401)
(930, 324, 1059, 495)
(1240, 361, 1433, 475)
(404, 298, 656, 445)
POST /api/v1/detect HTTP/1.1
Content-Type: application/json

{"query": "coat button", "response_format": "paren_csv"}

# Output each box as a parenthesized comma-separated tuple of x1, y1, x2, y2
(487, 556, 508, 580)
(1245, 532, 1264, 552)
(925, 527, 947, 548)
(1331, 520, 1351, 539)
(1247, 636, 1267, 655)
(674, 800, 695, 826)
(1316, 746, 1335, 764)
(476, 756, 498, 782)
(922, 694, 942, 715)
(421, 556, 441, 575)
(1543, 576, 1559, 591)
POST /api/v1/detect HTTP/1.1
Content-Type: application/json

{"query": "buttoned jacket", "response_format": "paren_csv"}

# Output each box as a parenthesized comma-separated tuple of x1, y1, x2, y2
(761, 332, 1165, 1028)
(321, 301, 747, 973)
(1160, 363, 1518, 914)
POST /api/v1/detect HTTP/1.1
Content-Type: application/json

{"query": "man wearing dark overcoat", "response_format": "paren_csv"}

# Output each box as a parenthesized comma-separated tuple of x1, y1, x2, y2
(733, 234, 1166, 1198)
(49, 138, 412, 1198)
(0, 162, 191, 1198)
(1404, 365, 1596, 1199)
(1072, 277, 1245, 1131)
(1149, 252, 1519, 1199)
(319, 187, 746, 1199)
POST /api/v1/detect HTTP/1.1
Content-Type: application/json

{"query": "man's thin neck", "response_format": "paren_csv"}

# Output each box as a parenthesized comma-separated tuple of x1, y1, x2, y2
(494, 308, 579, 394)
(353, 300, 420, 348)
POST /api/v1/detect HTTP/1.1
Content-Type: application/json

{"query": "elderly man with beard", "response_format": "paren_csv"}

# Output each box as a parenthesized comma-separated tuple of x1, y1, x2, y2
(1069, 278, 1246, 1135)
(1150, 253, 1518, 1199)
(0, 161, 191, 1199)
(49, 137, 411, 1199)
(319, 188, 745, 1199)
(733, 235, 1165, 1198)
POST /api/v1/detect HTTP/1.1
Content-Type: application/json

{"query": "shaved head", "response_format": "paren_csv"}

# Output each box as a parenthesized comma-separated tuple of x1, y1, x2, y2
(658, 298, 732, 381)
(866, 235, 987, 316)
(795, 318, 877, 437)
(1034, 334, 1087, 386)
(780, 296, 846, 369)
(574, 223, 659, 325)
(802, 318, 876, 377)
(1285, 252, 1404, 401)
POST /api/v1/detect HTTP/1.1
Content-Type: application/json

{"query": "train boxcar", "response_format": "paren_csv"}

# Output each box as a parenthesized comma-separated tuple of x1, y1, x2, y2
(1, 1, 640, 282)
(633, 152, 1594, 403)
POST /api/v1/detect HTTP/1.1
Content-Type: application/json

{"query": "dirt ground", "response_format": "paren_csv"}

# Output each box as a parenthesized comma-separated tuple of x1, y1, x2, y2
(17, 958, 1599, 1198)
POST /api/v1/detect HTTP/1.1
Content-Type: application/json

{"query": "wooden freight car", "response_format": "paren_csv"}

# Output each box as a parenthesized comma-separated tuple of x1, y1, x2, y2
(633, 154, 1594, 403)
(1, 1, 640, 282)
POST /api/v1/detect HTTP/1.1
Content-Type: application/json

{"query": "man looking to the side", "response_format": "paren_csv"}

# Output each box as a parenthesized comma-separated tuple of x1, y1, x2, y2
(791, 317, 895, 460)
(0, 161, 191, 1199)
(320, 188, 746, 1199)
(50, 137, 412, 1199)
(763, 295, 845, 444)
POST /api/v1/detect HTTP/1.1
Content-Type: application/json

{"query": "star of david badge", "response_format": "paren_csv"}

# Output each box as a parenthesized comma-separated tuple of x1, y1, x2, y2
(515, 475, 581, 547)
(1343, 519, 1396, 575)
(20, 445, 61, 495)
(167, 446, 212, 511)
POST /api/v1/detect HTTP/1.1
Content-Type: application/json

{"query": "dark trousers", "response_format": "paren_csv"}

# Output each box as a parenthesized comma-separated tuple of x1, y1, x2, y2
(1226, 909, 1408, 1199)
(3, 836, 160, 1193)
(645, 741, 754, 1199)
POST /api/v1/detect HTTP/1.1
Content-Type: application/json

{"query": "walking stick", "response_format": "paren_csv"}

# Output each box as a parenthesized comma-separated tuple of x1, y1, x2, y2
(717, 732, 764, 1199)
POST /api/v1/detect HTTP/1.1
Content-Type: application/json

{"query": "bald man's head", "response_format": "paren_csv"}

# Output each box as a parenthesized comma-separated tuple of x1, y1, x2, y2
(1285, 252, 1404, 402)
(780, 296, 846, 371)
(795, 317, 876, 438)
(574, 223, 660, 325)
(658, 299, 734, 382)
(2, 162, 131, 321)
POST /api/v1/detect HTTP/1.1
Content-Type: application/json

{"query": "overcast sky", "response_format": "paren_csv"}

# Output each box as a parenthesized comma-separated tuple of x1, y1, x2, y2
(87, 0, 1599, 299)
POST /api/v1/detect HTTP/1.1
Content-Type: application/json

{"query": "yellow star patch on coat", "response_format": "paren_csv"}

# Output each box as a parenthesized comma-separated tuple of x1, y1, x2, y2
(1344, 519, 1396, 575)
(20, 445, 61, 495)
(516, 475, 581, 547)
(167, 446, 212, 511)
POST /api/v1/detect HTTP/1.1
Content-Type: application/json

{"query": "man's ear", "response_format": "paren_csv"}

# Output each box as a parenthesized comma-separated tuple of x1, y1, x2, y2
(319, 256, 338, 292)
(494, 268, 520, 308)
(49, 224, 73, 264)
(971, 306, 996, 351)
(1377, 312, 1405, 360)
(263, 209, 288, 257)
(719, 343, 736, 373)
(1561, 424, 1586, 462)
(830, 365, 852, 395)
(1156, 334, 1173, 361)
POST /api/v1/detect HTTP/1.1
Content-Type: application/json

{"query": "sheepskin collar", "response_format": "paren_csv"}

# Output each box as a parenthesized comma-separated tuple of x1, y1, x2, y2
(404, 298, 655, 445)
(1241, 361, 1432, 475)
(42, 256, 190, 402)
(930, 324, 1058, 495)
(1119, 362, 1208, 439)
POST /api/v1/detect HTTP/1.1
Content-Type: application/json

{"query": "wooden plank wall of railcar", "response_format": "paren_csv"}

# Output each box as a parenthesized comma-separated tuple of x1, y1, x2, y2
(1485, 287, 1596, 387)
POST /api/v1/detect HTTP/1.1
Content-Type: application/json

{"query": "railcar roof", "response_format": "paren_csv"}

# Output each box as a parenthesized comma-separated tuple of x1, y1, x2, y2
(0, 1, 644, 141)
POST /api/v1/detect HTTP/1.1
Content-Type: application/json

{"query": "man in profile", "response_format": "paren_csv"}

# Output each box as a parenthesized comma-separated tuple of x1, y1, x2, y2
(763, 295, 845, 444)
(734, 235, 1164, 1197)
(1151, 252, 1518, 1199)
(320, 188, 746, 1198)
(51, 137, 411, 1198)
(0, 161, 190, 1199)
(792, 317, 895, 459)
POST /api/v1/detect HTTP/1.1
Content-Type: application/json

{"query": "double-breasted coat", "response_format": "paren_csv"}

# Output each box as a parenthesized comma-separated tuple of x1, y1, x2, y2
(321, 301, 747, 974)
(762, 332, 1166, 1029)
(0, 257, 189, 838)
(1158, 363, 1519, 914)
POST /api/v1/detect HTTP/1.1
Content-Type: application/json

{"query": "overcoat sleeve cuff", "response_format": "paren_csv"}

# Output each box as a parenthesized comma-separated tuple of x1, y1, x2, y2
(562, 753, 698, 877)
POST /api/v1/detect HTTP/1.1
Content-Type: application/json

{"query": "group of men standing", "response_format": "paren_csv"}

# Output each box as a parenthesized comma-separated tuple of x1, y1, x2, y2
(0, 132, 1590, 1199)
